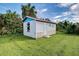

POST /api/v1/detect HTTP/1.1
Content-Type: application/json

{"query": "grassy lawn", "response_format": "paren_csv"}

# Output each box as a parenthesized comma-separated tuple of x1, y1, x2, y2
(0, 32, 79, 56)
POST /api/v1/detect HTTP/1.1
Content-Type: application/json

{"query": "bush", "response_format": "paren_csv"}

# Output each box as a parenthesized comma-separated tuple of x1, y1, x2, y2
(0, 27, 9, 35)
(66, 24, 76, 34)
(0, 10, 23, 35)
(57, 20, 79, 35)
(75, 23, 79, 34)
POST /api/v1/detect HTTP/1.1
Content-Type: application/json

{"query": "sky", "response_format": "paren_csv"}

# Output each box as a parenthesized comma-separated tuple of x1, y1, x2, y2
(0, 3, 79, 22)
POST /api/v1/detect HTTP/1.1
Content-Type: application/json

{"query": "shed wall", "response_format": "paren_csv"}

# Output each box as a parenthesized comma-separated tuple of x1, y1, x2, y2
(23, 20, 36, 38)
(36, 21, 56, 38)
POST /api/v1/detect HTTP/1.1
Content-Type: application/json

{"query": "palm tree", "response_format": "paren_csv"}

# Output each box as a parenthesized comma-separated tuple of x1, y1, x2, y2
(21, 3, 37, 18)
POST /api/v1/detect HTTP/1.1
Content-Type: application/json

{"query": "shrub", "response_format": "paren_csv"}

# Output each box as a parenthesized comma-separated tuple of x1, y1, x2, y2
(0, 10, 23, 35)
(75, 23, 79, 34)
(57, 20, 79, 35)
(66, 24, 76, 34)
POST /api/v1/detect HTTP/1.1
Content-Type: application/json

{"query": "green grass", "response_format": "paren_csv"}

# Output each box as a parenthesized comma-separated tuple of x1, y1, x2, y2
(0, 32, 79, 56)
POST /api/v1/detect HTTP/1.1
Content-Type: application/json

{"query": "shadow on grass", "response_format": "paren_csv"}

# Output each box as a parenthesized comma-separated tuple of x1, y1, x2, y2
(64, 33, 79, 37)
(15, 34, 36, 40)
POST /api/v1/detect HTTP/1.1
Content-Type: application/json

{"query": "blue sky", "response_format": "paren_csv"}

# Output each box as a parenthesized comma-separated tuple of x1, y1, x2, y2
(0, 3, 79, 22)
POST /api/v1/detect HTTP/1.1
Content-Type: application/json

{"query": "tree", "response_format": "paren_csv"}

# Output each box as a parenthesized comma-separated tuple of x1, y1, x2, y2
(0, 10, 22, 35)
(21, 3, 37, 18)
(75, 23, 79, 34)
(66, 23, 76, 34)
(0, 14, 5, 29)
(0, 14, 5, 34)
(56, 22, 63, 31)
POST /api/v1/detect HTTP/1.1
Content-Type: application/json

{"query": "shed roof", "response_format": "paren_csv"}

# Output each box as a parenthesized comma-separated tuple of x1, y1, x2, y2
(23, 16, 56, 24)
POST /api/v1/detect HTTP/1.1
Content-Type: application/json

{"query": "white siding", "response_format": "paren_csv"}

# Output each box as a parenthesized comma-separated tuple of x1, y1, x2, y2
(23, 20, 36, 38)
(36, 21, 44, 38)
(43, 23, 56, 36)
(36, 21, 56, 38)
(52, 24, 56, 34)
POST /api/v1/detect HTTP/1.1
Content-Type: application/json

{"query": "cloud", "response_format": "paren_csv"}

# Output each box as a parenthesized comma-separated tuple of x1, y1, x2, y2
(37, 3, 79, 23)
(62, 12, 70, 16)
(37, 8, 47, 15)
(54, 15, 62, 19)
(37, 8, 47, 17)
(41, 9, 47, 13)
(69, 3, 79, 23)
(53, 11, 72, 19)
(70, 4, 78, 10)
(52, 11, 75, 23)
(70, 17, 79, 23)
(55, 3, 79, 23)
(70, 3, 79, 16)
(52, 15, 65, 23)
(57, 3, 73, 7)
(37, 8, 47, 13)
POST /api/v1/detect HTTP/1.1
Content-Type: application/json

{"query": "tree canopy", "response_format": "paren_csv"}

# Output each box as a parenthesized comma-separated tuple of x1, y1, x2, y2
(21, 3, 37, 18)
